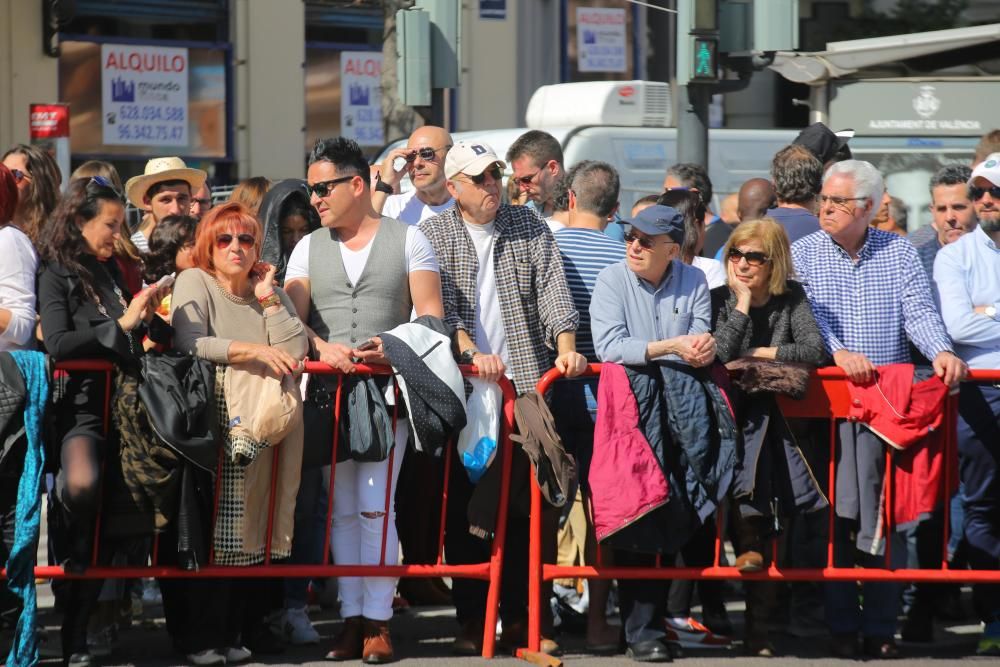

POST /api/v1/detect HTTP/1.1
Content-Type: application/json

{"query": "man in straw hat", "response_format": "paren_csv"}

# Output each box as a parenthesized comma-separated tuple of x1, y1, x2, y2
(125, 156, 206, 252)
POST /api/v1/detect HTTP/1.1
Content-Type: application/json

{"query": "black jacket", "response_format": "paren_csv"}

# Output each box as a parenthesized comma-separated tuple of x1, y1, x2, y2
(258, 179, 320, 285)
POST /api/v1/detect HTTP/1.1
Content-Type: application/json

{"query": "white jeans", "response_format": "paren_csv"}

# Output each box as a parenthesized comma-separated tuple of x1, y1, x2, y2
(330, 420, 407, 621)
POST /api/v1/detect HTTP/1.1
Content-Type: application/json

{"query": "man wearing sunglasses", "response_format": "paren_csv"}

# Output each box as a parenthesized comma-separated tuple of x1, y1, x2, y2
(419, 140, 584, 656)
(373, 125, 454, 226)
(589, 204, 720, 662)
(284, 137, 444, 663)
(507, 130, 565, 227)
(792, 159, 967, 660)
(932, 153, 1000, 657)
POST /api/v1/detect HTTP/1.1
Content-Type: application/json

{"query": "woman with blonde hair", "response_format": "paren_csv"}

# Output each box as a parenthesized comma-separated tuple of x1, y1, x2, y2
(710, 217, 828, 656)
(228, 176, 271, 218)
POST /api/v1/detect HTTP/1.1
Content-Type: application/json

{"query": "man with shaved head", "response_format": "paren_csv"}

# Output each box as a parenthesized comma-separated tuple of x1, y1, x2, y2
(737, 178, 776, 222)
(374, 125, 454, 225)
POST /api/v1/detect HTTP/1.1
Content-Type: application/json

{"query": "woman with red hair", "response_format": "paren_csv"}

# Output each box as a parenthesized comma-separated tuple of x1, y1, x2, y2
(169, 202, 308, 665)
(0, 163, 36, 352)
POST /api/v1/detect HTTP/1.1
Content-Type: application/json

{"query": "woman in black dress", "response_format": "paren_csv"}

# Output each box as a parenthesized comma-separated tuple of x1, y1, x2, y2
(37, 177, 169, 667)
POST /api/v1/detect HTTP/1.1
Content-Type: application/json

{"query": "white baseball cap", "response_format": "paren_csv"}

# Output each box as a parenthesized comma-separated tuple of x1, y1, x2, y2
(444, 140, 506, 179)
(969, 152, 1000, 187)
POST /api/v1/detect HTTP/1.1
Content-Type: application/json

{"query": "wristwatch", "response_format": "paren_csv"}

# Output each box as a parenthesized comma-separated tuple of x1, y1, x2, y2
(374, 179, 394, 195)
(986, 305, 998, 320)
(458, 349, 480, 364)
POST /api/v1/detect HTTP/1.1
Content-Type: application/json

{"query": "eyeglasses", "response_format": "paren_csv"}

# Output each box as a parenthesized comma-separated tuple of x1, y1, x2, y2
(624, 231, 675, 251)
(405, 145, 451, 163)
(215, 233, 256, 251)
(11, 168, 30, 183)
(819, 194, 868, 209)
(727, 247, 771, 266)
(458, 165, 503, 186)
(307, 175, 356, 198)
(970, 185, 1000, 201)
(515, 170, 542, 187)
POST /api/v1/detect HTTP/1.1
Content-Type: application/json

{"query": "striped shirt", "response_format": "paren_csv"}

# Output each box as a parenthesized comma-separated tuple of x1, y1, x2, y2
(791, 228, 952, 366)
(554, 228, 626, 361)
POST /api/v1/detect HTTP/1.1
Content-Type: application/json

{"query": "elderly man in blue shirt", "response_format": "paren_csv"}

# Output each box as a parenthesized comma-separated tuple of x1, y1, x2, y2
(934, 153, 1000, 657)
(792, 159, 967, 660)
(589, 205, 715, 663)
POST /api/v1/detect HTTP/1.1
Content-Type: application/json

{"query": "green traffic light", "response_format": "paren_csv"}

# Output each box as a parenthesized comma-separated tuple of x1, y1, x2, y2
(695, 41, 714, 76)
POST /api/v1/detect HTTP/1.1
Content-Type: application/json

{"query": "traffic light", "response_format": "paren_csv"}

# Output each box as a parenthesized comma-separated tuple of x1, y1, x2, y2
(676, 0, 719, 85)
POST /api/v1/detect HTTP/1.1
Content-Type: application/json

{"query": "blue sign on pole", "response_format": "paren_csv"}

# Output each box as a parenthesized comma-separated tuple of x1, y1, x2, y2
(479, 0, 506, 20)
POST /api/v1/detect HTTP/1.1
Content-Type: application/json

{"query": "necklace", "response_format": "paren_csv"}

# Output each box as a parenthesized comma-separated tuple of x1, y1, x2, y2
(212, 275, 255, 305)
(93, 271, 135, 354)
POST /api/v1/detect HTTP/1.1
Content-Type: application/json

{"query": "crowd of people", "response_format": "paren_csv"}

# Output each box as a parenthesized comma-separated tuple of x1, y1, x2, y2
(0, 121, 998, 666)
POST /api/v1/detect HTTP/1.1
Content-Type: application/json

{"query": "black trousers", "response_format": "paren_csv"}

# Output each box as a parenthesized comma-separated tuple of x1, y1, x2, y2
(445, 446, 531, 628)
(615, 549, 669, 644)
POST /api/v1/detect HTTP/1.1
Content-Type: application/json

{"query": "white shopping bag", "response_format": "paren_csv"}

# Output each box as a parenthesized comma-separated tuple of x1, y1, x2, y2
(456, 377, 502, 483)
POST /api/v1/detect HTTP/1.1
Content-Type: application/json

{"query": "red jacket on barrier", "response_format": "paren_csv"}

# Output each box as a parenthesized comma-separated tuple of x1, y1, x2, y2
(847, 364, 954, 527)
(589, 363, 669, 542)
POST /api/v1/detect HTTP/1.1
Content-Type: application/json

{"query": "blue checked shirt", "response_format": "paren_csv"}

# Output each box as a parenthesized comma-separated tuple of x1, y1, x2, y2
(791, 228, 953, 366)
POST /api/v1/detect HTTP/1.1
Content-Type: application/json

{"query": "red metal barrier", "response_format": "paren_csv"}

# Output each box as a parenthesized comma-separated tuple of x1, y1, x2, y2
(1, 360, 517, 659)
(524, 365, 1000, 654)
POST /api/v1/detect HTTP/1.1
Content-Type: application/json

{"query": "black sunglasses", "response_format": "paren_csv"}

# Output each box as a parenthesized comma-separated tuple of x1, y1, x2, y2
(623, 231, 675, 250)
(463, 165, 503, 185)
(970, 185, 1000, 201)
(11, 168, 29, 183)
(405, 145, 451, 163)
(727, 247, 771, 266)
(308, 175, 356, 198)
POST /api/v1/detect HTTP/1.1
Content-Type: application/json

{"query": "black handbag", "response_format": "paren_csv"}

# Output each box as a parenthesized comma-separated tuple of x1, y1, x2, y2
(302, 375, 336, 469)
(138, 351, 219, 472)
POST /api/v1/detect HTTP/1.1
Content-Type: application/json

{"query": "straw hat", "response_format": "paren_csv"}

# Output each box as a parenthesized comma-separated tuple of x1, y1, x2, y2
(124, 157, 207, 209)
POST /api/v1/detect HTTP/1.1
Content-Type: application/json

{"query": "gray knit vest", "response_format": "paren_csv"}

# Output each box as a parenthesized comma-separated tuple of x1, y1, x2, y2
(306, 217, 412, 347)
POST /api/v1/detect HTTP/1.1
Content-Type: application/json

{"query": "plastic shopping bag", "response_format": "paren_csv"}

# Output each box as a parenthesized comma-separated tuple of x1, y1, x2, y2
(456, 377, 502, 483)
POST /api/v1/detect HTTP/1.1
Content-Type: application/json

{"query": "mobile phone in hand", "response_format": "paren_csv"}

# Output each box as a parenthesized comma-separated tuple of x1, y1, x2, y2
(356, 339, 378, 352)
(154, 275, 174, 290)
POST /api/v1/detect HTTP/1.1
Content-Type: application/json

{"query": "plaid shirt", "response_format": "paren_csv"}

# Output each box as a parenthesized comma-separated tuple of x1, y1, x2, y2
(420, 204, 579, 394)
(791, 228, 953, 366)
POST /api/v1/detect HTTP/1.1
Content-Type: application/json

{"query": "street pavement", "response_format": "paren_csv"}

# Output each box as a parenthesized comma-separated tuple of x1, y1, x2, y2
(22, 583, 988, 666)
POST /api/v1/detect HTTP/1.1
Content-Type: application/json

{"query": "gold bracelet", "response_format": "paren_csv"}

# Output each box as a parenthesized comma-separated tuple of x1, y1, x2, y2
(257, 292, 281, 309)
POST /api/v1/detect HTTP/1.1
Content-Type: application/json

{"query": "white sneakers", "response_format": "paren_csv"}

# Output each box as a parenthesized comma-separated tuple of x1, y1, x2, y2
(186, 649, 226, 665)
(186, 646, 251, 666)
(225, 646, 252, 663)
(283, 606, 321, 645)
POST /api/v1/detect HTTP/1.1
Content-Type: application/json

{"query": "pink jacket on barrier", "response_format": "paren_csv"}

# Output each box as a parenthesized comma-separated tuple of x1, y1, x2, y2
(588, 363, 670, 542)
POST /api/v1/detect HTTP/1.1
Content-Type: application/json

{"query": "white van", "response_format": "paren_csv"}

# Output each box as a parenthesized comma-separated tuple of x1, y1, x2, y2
(377, 81, 797, 214)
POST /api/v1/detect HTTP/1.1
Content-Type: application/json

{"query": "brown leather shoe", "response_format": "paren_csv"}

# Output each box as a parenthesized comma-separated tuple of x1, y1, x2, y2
(497, 619, 560, 656)
(362, 619, 395, 664)
(325, 616, 363, 661)
(451, 620, 484, 656)
(735, 550, 764, 573)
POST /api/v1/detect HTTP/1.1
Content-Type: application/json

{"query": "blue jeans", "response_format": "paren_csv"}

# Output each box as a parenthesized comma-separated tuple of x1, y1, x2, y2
(824, 516, 906, 638)
(957, 382, 1000, 623)
(284, 465, 330, 609)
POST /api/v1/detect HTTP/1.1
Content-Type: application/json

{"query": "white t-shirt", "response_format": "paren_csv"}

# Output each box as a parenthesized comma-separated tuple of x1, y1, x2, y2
(464, 221, 509, 366)
(284, 224, 438, 285)
(0, 225, 38, 352)
(692, 256, 726, 290)
(382, 189, 454, 226)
